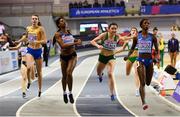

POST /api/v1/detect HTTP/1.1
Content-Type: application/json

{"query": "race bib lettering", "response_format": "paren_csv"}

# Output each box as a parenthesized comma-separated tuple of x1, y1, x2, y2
(138, 40, 152, 53)
(28, 33, 37, 42)
(103, 40, 117, 50)
(62, 35, 74, 44)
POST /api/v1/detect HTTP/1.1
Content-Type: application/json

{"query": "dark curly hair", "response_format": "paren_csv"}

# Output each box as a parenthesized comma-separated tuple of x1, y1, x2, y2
(140, 18, 149, 28)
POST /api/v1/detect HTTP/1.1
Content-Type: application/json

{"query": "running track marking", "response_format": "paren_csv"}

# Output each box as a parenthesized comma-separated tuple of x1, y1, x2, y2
(16, 56, 98, 117)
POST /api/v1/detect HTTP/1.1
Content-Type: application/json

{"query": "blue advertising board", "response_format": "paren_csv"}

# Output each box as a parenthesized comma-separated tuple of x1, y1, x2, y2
(141, 5, 180, 15)
(69, 7, 125, 17)
(160, 5, 180, 14)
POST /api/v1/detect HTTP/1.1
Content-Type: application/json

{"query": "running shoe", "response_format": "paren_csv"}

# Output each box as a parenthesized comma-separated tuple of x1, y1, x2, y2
(143, 104, 148, 110)
(63, 94, 68, 104)
(98, 76, 103, 83)
(27, 83, 31, 90)
(35, 73, 38, 77)
(69, 94, 74, 104)
(22, 92, 26, 98)
(111, 94, 116, 101)
(98, 73, 104, 83)
(38, 91, 41, 97)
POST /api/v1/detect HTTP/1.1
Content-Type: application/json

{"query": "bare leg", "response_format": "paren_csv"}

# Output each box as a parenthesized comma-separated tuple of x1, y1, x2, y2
(133, 62, 140, 89)
(35, 58, 43, 95)
(169, 52, 174, 67)
(30, 64, 35, 80)
(66, 56, 77, 92)
(137, 61, 146, 105)
(66, 56, 77, 104)
(97, 62, 106, 77)
(107, 60, 115, 96)
(20, 64, 28, 93)
(97, 61, 106, 82)
(26, 54, 35, 90)
(126, 60, 133, 76)
(146, 63, 154, 86)
(61, 60, 68, 92)
(60, 59, 68, 103)
(173, 52, 177, 67)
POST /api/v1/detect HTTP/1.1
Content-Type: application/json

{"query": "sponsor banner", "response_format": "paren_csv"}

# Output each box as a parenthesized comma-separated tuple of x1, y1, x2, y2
(0, 50, 18, 74)
(160, 72, 176, 90)
(155, 70, 176, 90)
(141, 6, 152, 15)
(141, 5, 180, 15)
(0, 51, 12, 74)
(69, 7, 125, 17)
(10, 51, 18, 70)
(172, 81, 180, 102)
(160, 5, 180, 14)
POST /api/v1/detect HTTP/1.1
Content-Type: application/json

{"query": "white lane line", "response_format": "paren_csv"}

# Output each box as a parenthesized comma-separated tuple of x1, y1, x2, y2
(0, 50, 99, 97)
(0, 70, 19, 80)
(16, 55, 98, 117)
(0, 57, 60, 81)
(149, 86, 180, 112)
(0, 50, 99, 85)
(0, 76, 20, 86)
(1, 50, 98, 86)
(0, 67, 60, 98)
(0, 57, 60, 98)
(73, 56, 98, 117)
(16, 70, 61, 117)
(114, 58, 137, 116)
(0, 58, 60, 87)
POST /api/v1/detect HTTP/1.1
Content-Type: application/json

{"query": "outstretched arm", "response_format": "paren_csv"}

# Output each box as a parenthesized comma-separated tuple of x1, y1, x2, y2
(90, 33, 105, 49)
(16, 34, 27, 43)
(119, 35, 134, 41)
(124, 37, 137, 61)
(115, 41, 127, 54)
(8, 42, 22, 50)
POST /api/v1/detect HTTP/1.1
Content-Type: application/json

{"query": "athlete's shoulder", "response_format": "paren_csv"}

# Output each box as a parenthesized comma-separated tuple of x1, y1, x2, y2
(102, 32, 108, 35)
(26, 26, 31, 30)
(148, 32, 153, 36)
(59, 31, 65, 36)
(99, 32, 107, 37)
(55, 31, 61, 38)
(115, 33, 119, 37)
(38, 26, 45, 31)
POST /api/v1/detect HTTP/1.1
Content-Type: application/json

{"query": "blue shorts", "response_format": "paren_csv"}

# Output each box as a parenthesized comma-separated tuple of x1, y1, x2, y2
(27, 47, 42, 60)
(137, 57, 153, 68)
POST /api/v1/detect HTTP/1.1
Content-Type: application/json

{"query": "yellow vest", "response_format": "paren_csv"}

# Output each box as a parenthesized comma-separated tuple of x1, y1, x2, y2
(27, 26, 41, 41)
(159, 38, 164, 50)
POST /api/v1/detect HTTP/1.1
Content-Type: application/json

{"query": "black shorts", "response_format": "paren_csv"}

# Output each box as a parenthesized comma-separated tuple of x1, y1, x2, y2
(60, 52, 77, 62)
(22, 61, 27, 67)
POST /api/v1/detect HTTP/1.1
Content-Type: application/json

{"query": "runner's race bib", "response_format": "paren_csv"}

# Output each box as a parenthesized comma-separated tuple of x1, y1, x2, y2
(62, 35, 74, 44)
(138, 40, 152, 53)
(103, 40, 117, 50)
(28, 33, 37, 42)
